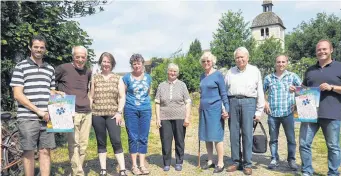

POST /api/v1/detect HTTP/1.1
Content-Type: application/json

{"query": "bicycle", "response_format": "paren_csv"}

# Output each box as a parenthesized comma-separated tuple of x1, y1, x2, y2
(1, 112, 24, 176)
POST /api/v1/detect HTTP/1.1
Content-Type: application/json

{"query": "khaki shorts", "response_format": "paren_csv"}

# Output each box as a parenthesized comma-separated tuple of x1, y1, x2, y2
(17, 119, 56, 150)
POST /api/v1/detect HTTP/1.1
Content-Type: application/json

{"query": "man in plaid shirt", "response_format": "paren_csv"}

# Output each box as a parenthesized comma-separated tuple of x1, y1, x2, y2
(263, 55, 302, 170)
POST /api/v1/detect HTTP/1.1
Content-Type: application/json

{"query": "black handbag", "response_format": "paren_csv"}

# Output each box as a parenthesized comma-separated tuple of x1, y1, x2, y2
(252, 122, 268, 153)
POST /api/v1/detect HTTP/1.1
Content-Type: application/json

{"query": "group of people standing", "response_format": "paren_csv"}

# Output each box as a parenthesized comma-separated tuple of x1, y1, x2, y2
(196, 39, 340, 176)
(10, 34, 340, 176)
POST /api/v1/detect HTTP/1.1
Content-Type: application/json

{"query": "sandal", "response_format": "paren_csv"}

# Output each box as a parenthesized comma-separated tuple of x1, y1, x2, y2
(119, 170, 127, 176)
(139, 166, 150, 175)
(131, 166, 141, 175)
(99, 169, 107, 176)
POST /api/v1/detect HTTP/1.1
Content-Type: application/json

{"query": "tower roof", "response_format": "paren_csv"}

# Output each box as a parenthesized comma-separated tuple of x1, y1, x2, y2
(262, 0, 273, 5)
(251, 12, 285, 29)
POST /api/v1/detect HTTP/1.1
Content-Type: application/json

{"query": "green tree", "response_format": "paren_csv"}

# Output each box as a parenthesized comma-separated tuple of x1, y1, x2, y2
(288, 57, 316, 79)
(188, 38, 202, 58)
(210, 10, 255, 68)
(1, 1, 107, 111)
(285, 13, 341, 61)
(150, 54, 202, 98)
(252, 37, 284, 77)
(150, 59, 171, 97)
(175, 55, 202, 93)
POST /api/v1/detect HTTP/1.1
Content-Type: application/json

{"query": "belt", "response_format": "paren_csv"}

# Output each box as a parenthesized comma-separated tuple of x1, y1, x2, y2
(228, 95, 249, 99)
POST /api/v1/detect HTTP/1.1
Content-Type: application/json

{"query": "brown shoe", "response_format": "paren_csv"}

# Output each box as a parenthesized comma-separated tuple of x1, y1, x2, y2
(243, 168, 252, 175)
(226, 165, 238, 172)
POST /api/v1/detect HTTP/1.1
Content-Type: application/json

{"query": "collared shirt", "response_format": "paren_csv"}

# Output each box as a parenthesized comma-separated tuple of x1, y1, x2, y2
(168, 79, 178, 100)
(10, 57, 55, 120)
(225, 64, 265, 116)
(155, 79, 191, 120)
(264, 70, 302, 117)
(303, 60, 341, 120)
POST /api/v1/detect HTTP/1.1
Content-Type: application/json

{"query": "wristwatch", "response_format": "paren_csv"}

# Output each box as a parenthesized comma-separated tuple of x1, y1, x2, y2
(331, 85, 334, 92)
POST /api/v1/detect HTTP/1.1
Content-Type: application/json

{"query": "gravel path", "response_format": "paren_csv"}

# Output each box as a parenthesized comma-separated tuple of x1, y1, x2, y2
(119, 109, 301, 176)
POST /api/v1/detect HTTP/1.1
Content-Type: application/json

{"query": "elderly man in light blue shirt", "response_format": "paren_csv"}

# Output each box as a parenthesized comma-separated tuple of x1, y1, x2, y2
(225, 47, 265, 175)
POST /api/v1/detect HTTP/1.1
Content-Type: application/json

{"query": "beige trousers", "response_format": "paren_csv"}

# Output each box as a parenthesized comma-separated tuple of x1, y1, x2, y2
(67, 112, 92, 176)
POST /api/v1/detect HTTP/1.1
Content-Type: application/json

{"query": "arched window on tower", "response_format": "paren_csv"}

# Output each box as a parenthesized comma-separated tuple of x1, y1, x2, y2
(265, 28, 269, 38)
(261, 28, 264, 39)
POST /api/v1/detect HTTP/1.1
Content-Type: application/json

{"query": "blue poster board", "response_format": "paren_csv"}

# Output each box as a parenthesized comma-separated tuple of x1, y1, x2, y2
(47, 95, 75, 132)
(294, 86, 320, 123)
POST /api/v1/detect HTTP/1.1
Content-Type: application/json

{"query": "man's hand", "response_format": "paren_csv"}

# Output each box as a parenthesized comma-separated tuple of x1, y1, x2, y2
(254, 116, 261, 122)
(183, 117, 190, 127)
(42, 112, 50, 122)
(156, 118, 162, 128)
(264, 101, 271, 114)
(319, 83, 332, 91)
(51, 90, 65, 97)
(221, 110, 229, 120)
(289, 85, 297, 93)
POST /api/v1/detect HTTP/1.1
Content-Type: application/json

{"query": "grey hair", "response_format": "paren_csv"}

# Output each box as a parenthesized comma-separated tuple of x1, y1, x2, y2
(200, 51, 217, 65)
(129, 53, 145, 66)
(233, 47, 249, 58)
(72, 46, 88, 56)
(167, 63, 180, 75)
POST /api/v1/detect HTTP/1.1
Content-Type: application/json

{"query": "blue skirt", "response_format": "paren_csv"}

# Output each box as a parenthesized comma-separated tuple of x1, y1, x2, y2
(199, 107, 225, 142)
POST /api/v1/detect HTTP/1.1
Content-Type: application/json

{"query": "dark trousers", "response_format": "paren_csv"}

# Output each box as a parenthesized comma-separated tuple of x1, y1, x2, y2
(92, 115, 123, 154)
(159, 119, 186, 166)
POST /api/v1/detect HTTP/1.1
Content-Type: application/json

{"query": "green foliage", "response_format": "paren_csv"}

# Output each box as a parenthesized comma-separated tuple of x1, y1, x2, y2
(188, 38, 202, 58)
(285, 13, 341, 61)
(1, 1, 106, 111)
(288, 57, 316, 79)
(150, 55, 202, 97)
(176, 55, 202, 93)
(150, 59, 171, 97)
(150, 57, 164, 68)
(252, 37, 284, 77)
(210, 10, 255, 68)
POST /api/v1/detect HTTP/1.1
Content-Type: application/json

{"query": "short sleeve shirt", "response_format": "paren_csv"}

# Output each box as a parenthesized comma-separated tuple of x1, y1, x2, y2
(155, 79, 191, 120)
(263, 70, 302, 117)
(10, 57, 55, 120)
(122, 73, 152, 110)
(303, 61, 341, 120)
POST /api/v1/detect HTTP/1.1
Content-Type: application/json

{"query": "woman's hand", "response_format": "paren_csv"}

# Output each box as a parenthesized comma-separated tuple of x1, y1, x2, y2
(112, 113, 123, 126)
(156, 118, 162, 128)
(221, 110, 229, 120)
(183, 117, 190, 127)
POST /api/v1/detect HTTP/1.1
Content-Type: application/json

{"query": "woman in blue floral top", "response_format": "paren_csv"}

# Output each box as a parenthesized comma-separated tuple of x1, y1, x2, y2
(122, 54, 152, 175)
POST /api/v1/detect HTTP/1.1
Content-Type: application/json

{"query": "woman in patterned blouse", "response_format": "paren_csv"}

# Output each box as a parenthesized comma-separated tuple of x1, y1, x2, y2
(155, 63, 191, 172)
(122, 54, 152, 175)
(89, 52, 127, 176)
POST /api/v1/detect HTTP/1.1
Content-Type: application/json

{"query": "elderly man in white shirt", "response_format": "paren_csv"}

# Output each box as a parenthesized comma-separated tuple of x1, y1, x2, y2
(225, 47, 265, 175)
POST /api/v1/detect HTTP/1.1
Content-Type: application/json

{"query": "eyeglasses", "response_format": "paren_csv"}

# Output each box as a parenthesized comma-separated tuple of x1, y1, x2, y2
(201, 60, 211, 63)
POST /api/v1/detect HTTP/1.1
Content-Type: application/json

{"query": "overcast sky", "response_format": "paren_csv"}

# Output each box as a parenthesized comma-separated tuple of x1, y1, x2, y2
(75, 0, 341, 72)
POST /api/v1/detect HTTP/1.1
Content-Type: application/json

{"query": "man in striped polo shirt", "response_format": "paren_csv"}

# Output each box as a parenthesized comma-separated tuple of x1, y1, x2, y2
(10, 35, 62, 176)
(263, 55, 301, 170)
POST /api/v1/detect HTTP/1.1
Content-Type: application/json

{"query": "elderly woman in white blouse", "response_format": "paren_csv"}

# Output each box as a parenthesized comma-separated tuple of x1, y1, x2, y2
(155, 63, 191, 172)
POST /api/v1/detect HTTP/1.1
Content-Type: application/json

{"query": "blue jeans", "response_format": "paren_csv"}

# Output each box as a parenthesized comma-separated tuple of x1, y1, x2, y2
(124, 107, 152, 154)
(268, 114, 296, 162)
(299, 119, 341, 176)
(229, 97, 256, 168)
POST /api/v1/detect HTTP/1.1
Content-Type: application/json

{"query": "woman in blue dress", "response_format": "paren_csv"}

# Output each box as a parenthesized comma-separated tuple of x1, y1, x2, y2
(199, 51, 229, 173)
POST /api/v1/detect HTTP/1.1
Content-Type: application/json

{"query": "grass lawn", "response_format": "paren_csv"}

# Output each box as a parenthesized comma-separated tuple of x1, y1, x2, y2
(48, 102, 340, 175)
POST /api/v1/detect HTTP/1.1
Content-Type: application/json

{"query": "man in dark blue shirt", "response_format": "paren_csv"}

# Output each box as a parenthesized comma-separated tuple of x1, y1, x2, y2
(299, 39, 341, 176)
